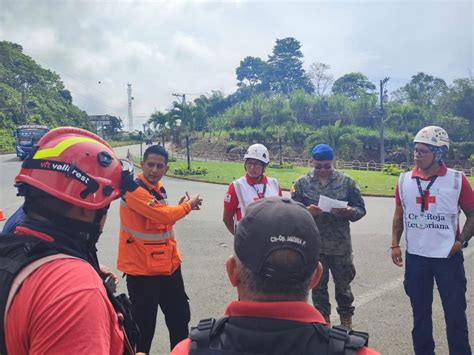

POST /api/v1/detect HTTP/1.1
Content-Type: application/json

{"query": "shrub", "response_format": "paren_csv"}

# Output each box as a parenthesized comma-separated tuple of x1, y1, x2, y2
(173, 167, 208, 176)
(382, 164, 403, 176)
(269, 162, 294, 169)
(451, 142, 474, 161)
(0, 128, 16, 153)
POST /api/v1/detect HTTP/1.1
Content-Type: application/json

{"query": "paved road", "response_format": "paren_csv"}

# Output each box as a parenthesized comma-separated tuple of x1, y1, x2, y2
(0, 145, 472, 354)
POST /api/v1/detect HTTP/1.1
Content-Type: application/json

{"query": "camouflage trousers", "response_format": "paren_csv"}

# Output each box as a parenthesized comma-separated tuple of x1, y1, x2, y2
(311, 253, 356, 318)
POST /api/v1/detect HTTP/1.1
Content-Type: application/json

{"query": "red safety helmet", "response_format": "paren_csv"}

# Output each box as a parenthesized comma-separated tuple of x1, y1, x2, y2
(16, 127, 125, 210)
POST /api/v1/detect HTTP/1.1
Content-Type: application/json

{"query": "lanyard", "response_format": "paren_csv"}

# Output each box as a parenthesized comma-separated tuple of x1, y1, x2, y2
(415, 176, 437, 214)
(252, 183, 267, 199)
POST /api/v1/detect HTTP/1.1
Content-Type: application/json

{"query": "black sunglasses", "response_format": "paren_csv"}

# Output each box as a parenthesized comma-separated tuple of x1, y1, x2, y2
(314, 164, 332, 170)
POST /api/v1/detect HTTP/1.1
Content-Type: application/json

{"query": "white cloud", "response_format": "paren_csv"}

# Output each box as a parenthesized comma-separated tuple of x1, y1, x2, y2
(0, 0, 472, 129)
(171, 31, 212, 60)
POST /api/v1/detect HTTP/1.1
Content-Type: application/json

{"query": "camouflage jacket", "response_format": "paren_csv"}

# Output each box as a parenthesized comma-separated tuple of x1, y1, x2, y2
(291, 170, 366, 255)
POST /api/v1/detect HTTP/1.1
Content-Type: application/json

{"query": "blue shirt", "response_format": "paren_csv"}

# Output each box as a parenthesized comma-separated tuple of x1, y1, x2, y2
(1, 205, 25, 234)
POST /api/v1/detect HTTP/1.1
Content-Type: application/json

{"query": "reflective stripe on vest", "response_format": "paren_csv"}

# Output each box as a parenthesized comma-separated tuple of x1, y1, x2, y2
(120, 198, 166, 207)
(120, 224, 174, 241)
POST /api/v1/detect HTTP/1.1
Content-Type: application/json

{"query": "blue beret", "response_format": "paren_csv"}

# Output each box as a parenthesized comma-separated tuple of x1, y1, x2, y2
(311, 144, 334, 161)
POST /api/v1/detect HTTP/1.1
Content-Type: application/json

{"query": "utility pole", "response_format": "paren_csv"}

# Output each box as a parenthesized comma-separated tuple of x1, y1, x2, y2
(20, 82, 28, 124)
(139, 131, 143, 161)
(172, 93, 191, 170)
(379, 77, 390, 167)
(127, 83, 134, 132)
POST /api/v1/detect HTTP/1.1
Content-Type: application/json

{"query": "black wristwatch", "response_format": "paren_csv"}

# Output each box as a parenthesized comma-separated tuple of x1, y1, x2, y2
(461, 239, 469, 248)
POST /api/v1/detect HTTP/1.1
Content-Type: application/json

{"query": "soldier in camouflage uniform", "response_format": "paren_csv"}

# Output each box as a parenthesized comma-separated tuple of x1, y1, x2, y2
(291, 144, 366, 329)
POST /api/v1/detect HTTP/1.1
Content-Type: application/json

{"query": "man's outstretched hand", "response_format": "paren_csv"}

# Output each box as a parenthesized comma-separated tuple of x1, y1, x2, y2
(186, 192, 203, 210)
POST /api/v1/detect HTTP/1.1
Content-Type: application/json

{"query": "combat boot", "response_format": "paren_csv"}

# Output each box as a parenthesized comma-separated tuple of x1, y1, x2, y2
(340, 314, 352, 329)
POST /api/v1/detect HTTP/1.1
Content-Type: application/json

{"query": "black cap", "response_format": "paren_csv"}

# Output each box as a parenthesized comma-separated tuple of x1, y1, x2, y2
(234, 197, 320, 284)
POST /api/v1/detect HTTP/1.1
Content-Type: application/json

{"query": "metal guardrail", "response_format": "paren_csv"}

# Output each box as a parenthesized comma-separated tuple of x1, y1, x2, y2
(333, 160, 473, 176)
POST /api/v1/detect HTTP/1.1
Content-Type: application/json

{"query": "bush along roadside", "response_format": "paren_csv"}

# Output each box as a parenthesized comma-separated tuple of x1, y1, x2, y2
(173, 167, 208, 176)
(269, 162, 294, 169)
(382, 163, 405, 176)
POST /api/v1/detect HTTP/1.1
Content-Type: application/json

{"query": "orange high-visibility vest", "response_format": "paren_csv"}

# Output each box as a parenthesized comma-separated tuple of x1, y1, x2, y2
(117, 173, 191, 276)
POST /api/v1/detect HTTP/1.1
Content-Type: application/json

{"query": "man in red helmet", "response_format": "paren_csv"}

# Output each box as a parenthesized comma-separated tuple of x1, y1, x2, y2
(0, 127, 137, 355)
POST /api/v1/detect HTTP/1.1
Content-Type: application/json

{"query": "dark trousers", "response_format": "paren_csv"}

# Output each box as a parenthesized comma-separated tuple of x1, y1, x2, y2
(126, 267, 191, 353)
(312, 253, 356, 318)
(404, 252, 471, 355)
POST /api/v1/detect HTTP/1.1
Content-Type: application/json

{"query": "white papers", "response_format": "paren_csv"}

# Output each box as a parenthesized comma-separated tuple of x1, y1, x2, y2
(318, 195, 348, 212)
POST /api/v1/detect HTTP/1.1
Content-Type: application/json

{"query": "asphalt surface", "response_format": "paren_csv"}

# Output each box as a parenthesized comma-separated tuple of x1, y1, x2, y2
(0, 144, 472, 355)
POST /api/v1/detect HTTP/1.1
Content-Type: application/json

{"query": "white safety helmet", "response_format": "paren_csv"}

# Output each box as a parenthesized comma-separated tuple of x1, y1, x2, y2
(414, 126, 449, 149)
(244, 144, 270, 164)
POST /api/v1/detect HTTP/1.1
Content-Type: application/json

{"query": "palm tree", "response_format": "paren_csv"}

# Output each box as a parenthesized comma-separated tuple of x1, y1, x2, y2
(305, 120, 361, 159)
(169, 100, 198, 170)
(148, 111, 171, 146)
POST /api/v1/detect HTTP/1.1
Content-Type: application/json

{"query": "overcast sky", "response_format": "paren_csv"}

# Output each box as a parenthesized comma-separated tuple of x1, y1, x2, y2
(1, 0, 472, 129)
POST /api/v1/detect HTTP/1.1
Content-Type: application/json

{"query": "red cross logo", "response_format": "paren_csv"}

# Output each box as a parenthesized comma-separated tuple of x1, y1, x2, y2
(416, 190, 436, 210)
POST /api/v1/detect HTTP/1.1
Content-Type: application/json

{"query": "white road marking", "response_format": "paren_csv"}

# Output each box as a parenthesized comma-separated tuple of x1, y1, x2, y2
(330, 248, 474, 323)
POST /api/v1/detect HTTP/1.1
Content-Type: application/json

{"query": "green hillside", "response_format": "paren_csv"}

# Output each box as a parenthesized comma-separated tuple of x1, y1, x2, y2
(0, 41, 91, 152)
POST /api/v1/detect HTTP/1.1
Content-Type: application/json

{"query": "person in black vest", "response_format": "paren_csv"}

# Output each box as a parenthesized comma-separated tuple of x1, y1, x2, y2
(0, 127, 137, 354)
(171, 196, 379, 355)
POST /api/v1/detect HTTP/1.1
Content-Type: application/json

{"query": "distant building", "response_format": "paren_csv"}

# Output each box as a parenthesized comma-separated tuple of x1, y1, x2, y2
(88, 114, 112, 126)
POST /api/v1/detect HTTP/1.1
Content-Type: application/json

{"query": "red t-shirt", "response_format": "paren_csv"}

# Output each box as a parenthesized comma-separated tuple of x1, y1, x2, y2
(5, 232, 124, 354)
(395, 165, 474, 210)
(171, 301, 379, 355)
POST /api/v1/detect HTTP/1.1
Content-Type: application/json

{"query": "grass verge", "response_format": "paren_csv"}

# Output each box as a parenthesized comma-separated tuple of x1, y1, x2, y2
(165, 160, 376, 196)
(108, 140, 141, 148)
(133, 158, 474, 197)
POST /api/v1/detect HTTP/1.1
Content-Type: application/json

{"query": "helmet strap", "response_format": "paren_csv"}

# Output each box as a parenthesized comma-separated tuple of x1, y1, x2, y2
(23, 194, 107, 248)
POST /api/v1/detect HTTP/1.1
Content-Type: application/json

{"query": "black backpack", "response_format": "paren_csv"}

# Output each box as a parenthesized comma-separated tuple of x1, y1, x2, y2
(189, 316, 369, 355)
(0, 234, 139, 355)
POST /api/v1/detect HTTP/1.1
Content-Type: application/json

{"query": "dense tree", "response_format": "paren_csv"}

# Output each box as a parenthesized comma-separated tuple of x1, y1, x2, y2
(148, 111, 170, 130)
(206, 90, 232, 117)
(308, 62, 334, 97)
(385, 102, 426, 132)
(304, 121, 362, 159)
(102, 115, 123, 137)
(436, 116, 470, 142)
(236, 56, 269, 91)
(267, 37, 314, 94)
(169, 100, 196, 131)
(397, 72, 448, 107)
(260, 96, 294, 128)
(0, 83, 21, 128)
(326, 94, 351, 124)
(331, 72, 376, 100)
(350, 94, 378, 127)
(0, 41, 90, 130)
(191, 98, 208, 132)
(191, 91, 233, 132)
(59, 89, 73, 104)
(288, 90, 314, 125)
(438, 78, 474, 131)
